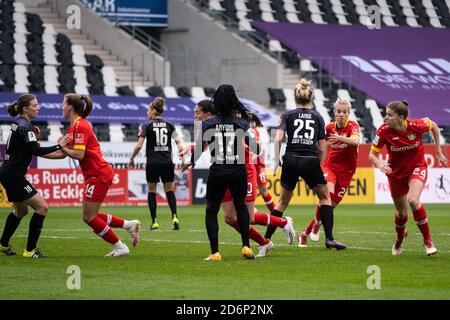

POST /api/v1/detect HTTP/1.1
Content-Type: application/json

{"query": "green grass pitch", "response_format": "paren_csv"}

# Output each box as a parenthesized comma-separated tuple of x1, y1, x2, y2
(1, 204, 449, 300)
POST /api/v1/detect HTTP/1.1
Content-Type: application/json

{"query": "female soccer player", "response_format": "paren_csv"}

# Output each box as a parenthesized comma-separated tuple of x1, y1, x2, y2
(221, 111, 295, 258)
(184, 85, 261, 261)
(128, 97, 185, 231)
(60, 94, 140, 257)
(369, 100, 447, 256)
(299, 98, 360, 247)
(184, 101, 293, 258)
(0, 94, 70, 258)
(267, 79, 346, 250)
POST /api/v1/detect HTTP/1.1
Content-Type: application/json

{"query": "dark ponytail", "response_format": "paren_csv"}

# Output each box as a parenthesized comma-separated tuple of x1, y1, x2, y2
(7, 94, 36, 117)
(249, 112, 263, 127)
(212, 84, 249, 121)
(150, 97, 165, 115)
(65, 93, 93, 118)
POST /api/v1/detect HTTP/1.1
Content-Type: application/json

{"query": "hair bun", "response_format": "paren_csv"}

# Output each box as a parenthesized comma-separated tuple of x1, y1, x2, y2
(401, 100, 408, 107)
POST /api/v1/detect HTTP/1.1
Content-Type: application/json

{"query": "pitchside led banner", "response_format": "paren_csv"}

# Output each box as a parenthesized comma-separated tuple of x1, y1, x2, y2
(80, 0, 168, 26)
(252, 22, 450, 125)
(0, 93, 279, 127)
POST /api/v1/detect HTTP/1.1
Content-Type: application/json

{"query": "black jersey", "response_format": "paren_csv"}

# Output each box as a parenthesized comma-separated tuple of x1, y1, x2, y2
(278, 108, 325, 157)
(139, 118, 178, 164)
(193, 115, 259, 175)
(0, 116, 38, 176)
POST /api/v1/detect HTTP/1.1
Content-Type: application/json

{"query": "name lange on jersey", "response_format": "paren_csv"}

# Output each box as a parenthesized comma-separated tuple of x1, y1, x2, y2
(216, 124, 234, 131)
(297, 113, 312, 119)
(390, 141, 420, 152)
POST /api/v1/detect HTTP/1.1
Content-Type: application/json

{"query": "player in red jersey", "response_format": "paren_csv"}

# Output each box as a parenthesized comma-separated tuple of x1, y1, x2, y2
(249, 113, 276, 213)
(57, 94, 141, 257)
(221, 112, 295, 258)
(369, 100, 448, 256)
(298, 99, 360, 247)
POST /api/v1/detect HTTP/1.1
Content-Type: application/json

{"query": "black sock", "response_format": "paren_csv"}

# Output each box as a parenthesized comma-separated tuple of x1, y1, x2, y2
(1, 212, 22, 247)
(320, 205, 334, 241)
(26, 212, 45, 251)
(205, 209, 219, 254)
(265, 209, 284, 239)
(234, 201, 250, 247)
(165, 191, 177, 219)
(147, 192, 157, 223)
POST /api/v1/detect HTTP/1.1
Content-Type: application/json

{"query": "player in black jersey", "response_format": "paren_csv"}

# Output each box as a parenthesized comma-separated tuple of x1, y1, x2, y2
(0, 94, 70, 258)
(266, 79, 346, 250)
(128, 97, 185, 231)
(184, 85, 261, 261)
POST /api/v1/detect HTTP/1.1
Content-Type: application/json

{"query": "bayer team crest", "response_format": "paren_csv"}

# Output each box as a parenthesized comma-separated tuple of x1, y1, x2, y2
(407, 133, 416, 140)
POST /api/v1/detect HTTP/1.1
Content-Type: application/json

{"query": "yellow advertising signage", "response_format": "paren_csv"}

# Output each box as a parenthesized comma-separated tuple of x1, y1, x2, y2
(0, 183, 12, 208)
(255, 168, 375, 205)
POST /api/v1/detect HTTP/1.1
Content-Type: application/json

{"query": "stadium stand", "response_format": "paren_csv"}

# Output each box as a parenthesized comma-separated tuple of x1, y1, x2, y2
(0, 0, 448, 144)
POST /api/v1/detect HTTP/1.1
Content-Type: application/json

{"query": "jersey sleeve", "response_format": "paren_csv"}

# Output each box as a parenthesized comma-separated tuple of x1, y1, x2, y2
(20, 124, 38, 144)
(72, 122, 90, 150)
(371, 127, 386, 153)
(170, 123, 179, 139)
(278, 113, 287, 131)
(325, 123, 333, 140)
(350, 122, 361, 139)
(138, 121, 148, 138)
(317, 115, 326, 140)
(410, 118, 432, 134)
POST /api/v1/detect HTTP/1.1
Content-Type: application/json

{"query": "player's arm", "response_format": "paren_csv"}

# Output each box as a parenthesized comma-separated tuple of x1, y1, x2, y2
(244, 128, 262, 156)
(62, 146, 85, 160)
(318, 138, 327, 162)
(272, 128, 284, 175)
(369, 148, 392, 174)
(428, 119, 448, 167)
(329, 133, 359, 146)
(29, 134, 70, 157)
(174, 136, 188, 165)
(40, 150, 68, 159)
(128, 137, 145, 168)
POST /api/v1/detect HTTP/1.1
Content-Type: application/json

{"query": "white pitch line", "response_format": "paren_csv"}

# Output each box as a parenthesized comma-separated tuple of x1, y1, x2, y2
(43, 228, 450, 237)
(13, 234, 450, 254)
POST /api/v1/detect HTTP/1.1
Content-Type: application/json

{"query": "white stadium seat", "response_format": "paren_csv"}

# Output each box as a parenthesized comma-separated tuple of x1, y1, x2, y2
(163, 86, 179, 98)
(44, 65, 60, 85)
(134, 86, 150, 97)
(191, 86, 207, 99)
(102, 66, 118, 87)
(72, 45, 88, 66)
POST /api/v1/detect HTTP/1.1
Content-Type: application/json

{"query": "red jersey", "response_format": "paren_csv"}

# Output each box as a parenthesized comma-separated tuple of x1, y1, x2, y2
(66, 117, 114, 182)
(322, 120, 360, 174)
(371, 118, 431, 179)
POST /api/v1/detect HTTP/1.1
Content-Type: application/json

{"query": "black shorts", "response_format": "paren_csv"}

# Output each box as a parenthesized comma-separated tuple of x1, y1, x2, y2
(280, 154, 327, 191)
(206, 166, 247, 205)
(0, 175, 38, 203)
(146, 163, 175, 183)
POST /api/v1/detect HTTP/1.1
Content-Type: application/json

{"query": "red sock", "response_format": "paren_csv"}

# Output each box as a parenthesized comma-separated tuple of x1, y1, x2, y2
(97, 213, 125, 228)
(315, 206, 321, 221)
(230, 222, 269, 246)
(87, 216, 120, 245)
(254, 212, 287, 228)
(412, 206, 432, 243)
(263, 193, 275, 212)
(304, 218, 316, 235)
(394, 212, 408, 239)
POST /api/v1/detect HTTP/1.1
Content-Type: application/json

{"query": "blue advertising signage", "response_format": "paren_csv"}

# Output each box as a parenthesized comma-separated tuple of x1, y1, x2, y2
(81, 0, 168, 27)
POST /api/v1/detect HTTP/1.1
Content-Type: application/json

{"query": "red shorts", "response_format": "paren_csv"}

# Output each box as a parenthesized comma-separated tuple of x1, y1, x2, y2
(83, 177, 113, 202)
(322, 165, 354, 204)
(255, 164, 267, 186)
(222, 165, 257, 203)
(388, 165, 428, 199)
